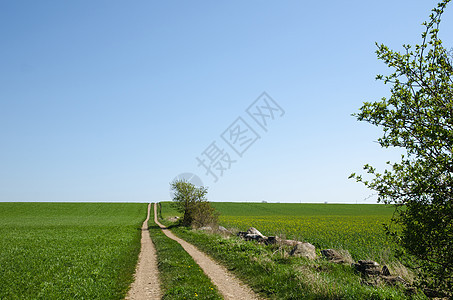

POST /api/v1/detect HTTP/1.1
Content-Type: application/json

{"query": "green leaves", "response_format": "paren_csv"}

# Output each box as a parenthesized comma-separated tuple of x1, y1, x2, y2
(170, 179, 218, 227)
(352, 0, 453, 296)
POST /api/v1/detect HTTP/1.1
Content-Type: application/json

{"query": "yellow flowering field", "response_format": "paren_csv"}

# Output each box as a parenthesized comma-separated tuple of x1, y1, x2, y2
(212, 203, 396, 262)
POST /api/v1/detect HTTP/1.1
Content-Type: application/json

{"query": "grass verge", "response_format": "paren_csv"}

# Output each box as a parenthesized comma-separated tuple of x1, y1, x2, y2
(169, 226, 427, 300)
(148, 205, 222, 299)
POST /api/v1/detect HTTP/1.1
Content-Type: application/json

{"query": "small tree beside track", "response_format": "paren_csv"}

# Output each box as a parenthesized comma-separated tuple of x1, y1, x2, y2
(170, 179, 218, 228)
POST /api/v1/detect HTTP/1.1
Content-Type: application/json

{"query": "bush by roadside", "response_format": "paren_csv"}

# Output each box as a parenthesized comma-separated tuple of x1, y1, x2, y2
(170, 179, 219, 228)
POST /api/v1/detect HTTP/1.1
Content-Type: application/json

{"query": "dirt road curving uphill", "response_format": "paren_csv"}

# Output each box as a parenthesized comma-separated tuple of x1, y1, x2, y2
(153, 203, 261, 300)
(126, 203, 161, 300)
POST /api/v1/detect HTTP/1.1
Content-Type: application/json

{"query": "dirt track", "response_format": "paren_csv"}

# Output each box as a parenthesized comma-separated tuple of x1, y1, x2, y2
(126, 203, 161, 300)
(153, 203, 261, 300)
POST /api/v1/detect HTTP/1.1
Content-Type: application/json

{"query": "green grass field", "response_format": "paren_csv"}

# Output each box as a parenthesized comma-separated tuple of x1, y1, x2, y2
(0, 202, 146, 299)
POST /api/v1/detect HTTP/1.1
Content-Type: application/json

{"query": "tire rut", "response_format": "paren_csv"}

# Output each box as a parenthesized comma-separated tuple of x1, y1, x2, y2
(126, 203, 161, 300)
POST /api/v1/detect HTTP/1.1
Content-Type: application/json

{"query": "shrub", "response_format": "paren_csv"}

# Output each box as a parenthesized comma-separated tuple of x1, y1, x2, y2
(170, 179, 218, 228)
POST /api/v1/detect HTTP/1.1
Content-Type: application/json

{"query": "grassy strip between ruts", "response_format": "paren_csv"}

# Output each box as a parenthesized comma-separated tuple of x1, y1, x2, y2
(148, 204, 222, 300)
(169, 226, 427, 300)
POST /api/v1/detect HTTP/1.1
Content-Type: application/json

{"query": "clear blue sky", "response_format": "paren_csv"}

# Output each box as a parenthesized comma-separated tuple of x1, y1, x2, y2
(1, 1, 452, 203)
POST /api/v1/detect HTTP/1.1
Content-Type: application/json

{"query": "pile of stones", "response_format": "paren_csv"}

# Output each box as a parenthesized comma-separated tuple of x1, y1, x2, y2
(352, 260, 408, 287)
(235, 227, 410, 289)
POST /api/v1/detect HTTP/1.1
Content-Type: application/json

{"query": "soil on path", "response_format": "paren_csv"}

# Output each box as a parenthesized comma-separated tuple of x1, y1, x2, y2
(126, 203, 161, 300)
(153, 204, 261, 300)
